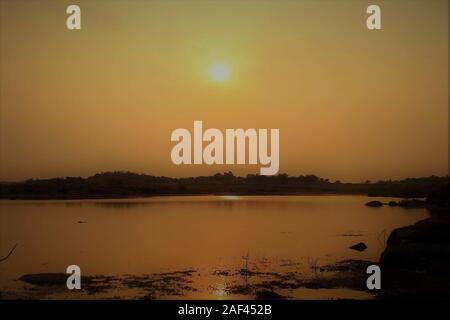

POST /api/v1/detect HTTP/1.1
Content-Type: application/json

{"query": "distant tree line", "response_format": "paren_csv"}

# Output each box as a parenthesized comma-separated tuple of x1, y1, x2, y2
(0, 171, 447, 199)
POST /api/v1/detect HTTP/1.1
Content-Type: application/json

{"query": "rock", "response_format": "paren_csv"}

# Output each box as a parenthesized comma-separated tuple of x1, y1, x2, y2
(397, 199, 427, 208)
(365, 200, 383, 207)
(349, 242, 367, 251)
(377, 186, 450, 298)
(381, 217, 450, 271)
(19, 273, 95, 288)
(19, 273, 68, 286)
(380, 241, 450, 270)
(386, 218, 450, 246)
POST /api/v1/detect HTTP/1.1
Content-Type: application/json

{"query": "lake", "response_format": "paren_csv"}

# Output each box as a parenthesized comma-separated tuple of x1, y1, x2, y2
(0, 195, 429, 299)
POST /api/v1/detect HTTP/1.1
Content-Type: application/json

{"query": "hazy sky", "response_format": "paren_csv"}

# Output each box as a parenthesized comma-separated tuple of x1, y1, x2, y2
(0, 0, 448, 182)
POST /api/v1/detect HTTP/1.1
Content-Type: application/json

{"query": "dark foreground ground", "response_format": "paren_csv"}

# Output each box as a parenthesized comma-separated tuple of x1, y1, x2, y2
(1, 260, 376, 300)
(378, 186, 450, 299)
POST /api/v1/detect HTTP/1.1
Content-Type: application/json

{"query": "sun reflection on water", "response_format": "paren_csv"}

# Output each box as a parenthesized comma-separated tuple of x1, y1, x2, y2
(221, 195, 241, 201)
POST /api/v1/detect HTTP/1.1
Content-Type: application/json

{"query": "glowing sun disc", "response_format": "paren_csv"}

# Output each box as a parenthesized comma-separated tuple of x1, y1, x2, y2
(209, 63, 230, 82)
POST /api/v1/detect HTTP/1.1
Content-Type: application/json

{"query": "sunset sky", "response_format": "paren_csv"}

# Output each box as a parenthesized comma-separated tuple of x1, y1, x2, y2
(0, 0, 448, 182)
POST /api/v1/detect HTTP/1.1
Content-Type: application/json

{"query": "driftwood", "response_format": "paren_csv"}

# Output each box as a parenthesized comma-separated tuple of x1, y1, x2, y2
(0, 243, 18, 262)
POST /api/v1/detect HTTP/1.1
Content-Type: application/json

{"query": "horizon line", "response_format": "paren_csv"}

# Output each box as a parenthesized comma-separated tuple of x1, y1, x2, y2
(1, 170, 448, 184)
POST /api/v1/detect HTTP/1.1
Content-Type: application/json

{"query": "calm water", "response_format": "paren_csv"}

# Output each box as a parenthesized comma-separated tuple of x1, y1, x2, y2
(0, 195, 429, 299)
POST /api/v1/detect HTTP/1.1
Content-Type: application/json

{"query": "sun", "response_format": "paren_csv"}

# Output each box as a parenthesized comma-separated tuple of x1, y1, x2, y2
(209, 63, 230, 82)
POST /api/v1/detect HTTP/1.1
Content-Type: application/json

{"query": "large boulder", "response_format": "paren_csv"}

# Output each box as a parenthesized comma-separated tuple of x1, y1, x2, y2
(385, 217, 450, 246)
(378, 185, 450, 298)
(380, 217, 450, 270)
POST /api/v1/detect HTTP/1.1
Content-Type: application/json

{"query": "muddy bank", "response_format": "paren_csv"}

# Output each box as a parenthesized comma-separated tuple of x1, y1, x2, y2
(2, 259, 376, 300)
(215, 259, 374, 300)
(3, 269, 197, 300)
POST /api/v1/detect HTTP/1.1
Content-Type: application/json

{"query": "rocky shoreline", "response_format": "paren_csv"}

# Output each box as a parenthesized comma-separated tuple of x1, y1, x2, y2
(378, 185, 450, 298)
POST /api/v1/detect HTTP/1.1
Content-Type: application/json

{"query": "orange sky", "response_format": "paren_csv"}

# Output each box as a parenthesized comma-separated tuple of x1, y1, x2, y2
(0, 0, 448, 182)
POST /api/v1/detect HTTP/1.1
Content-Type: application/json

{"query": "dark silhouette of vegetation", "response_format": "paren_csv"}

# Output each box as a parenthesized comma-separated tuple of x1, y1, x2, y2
(0, 171, 447, 199)
(0, 243, 18, 263)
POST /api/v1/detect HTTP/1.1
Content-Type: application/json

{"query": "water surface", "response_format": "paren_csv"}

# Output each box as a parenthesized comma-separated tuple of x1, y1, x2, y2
(0, 195, 429, 299)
